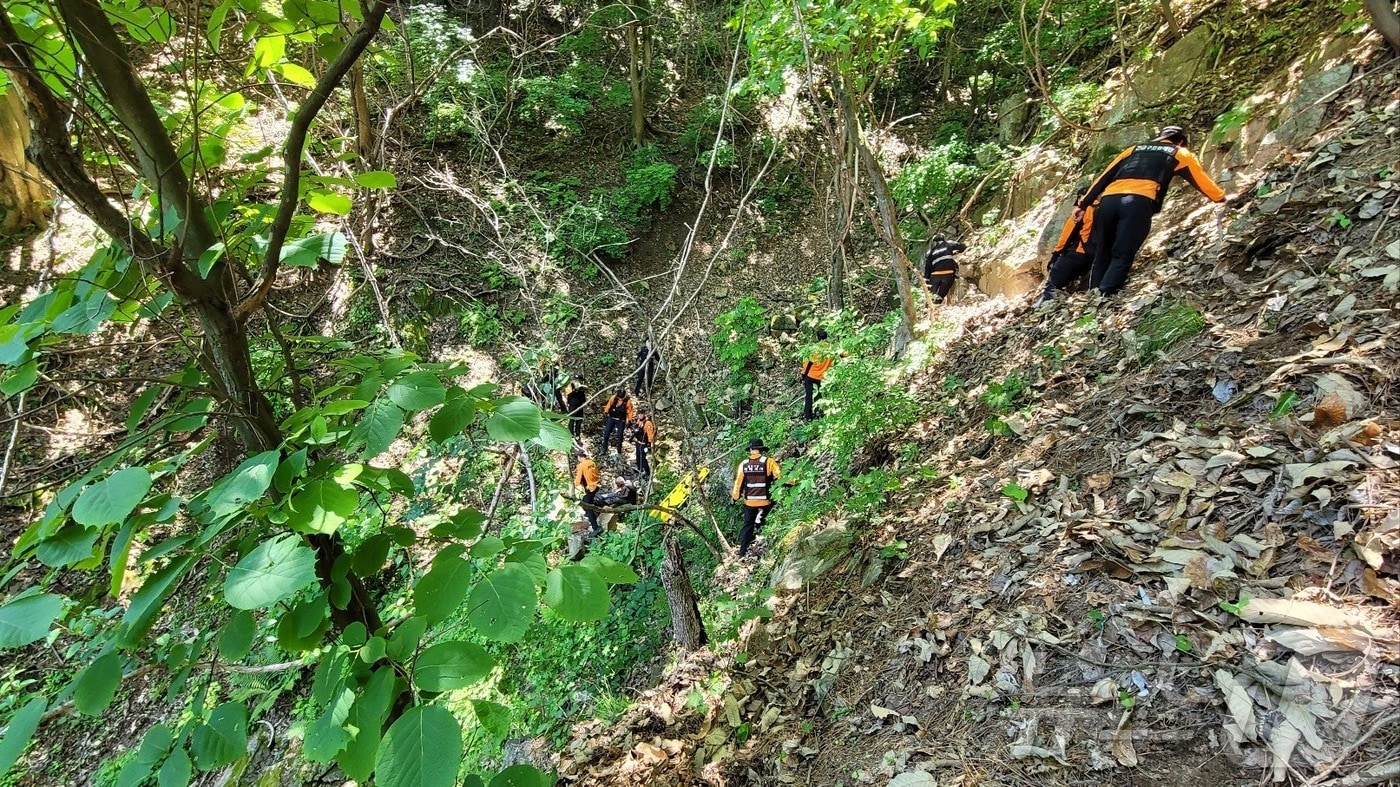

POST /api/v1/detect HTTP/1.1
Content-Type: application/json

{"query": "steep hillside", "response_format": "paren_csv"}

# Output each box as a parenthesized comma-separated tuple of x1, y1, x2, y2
(552, 21, 1400, 787)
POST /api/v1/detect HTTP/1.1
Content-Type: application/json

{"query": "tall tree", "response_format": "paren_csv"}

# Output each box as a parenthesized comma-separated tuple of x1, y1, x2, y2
(741, 0, 954, 332)
(0, 2, 577, 784)
(0, 85, 49, 233)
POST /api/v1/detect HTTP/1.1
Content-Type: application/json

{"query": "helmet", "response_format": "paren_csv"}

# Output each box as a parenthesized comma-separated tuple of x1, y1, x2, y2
(1157, 125, 1188, 146)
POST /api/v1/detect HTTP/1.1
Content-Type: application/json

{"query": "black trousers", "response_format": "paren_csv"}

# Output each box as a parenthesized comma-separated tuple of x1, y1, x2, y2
(802, 376, 821, 420)
(600, 416, 624, 452)
(636, 443, 651, 477)
(1088, 194, 1156, 296)
(738, 503, 771, 557)
(569, 412, 583, 438)
(582, 489, 599, 534)
(1042, 251, 1092, 296)
(927, 274, 954, 300)
(634, 366, 655, 393)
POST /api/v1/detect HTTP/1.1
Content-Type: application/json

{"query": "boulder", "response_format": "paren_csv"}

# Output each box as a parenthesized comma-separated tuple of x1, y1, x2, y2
(998, 91, 1033, 143)
(1134, 25, 1215, 106)
(770, 521, 851, 590)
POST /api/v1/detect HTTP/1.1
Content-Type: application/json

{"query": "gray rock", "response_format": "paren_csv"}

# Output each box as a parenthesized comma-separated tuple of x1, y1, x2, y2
(771, 522, 852, 590)
(1268, 63, 1354, 147)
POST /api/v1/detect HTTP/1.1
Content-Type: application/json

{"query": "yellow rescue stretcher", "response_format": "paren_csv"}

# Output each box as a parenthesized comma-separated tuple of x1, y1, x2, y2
(654, 467, 710, 522)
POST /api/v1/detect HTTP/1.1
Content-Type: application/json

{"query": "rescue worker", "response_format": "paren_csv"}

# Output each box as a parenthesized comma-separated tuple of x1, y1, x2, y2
(799, 329, 835, 421)
(600, 388, 635, 458)
(1036, 190, 1096, 305)
(1073, 125, 1225, 296)
(573, 448, 602, 536)
(635, 341, 660, 394)
(922, 236, 967, 302)
(633, 410, 657, 479)
(598, 476, 639, 507)
(731, 438, 781, 558)
(564, 377, 588, 439)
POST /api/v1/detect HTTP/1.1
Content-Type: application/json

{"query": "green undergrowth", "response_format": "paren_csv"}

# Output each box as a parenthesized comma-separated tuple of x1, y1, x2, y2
(1132, 300, 1205, 363)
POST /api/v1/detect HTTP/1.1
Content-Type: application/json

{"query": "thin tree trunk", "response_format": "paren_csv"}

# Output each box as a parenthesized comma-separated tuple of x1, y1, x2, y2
(839, 87, 918, 331)
(351, 61, 377, 165)
(1366, 0, 1400, 52)
(0, 89, 50, 233)
(624, 3, 652, 146)
(661, 532, 707, 650)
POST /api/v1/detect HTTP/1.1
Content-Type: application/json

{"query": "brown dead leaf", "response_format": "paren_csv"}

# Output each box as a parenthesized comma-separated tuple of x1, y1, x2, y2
(1313, 393, 1348, 429)
(1111, 710, 1139, 767)
(1086, 473, 1113, 492)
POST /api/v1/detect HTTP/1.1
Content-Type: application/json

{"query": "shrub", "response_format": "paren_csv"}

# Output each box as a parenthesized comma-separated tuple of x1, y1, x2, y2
(891, 139, 982, 227)
(1044, 81, 1106, 127)
(1132, 301, 1205, 363)
(713, 297, 766, 385)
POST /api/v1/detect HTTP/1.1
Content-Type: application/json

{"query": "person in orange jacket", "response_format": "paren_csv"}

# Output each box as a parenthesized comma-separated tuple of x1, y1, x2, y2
(1036, 190, 1096, 305)
(599, 389, 634, 458)
(574, 448, 602, 535)
(799, 329, 836, 421)
(1073, 125, 1225, 296)
(731, 438, 781, 558)
(632, 410, 657, 479)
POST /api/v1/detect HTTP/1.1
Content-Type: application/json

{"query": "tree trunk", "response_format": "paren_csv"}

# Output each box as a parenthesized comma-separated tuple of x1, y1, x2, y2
(1366, 0, 1400, 52)
(661, 531, 707, 650)
(838, 87, 919, 331)
(0, 88, 50, 234)
(351, 61, 377, 165)
(624, 2, 652, 146)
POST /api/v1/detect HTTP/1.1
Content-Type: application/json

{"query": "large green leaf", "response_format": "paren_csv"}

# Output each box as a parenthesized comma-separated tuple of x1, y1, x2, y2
(224, 536, 318, 610)
(0, 697, 46, 775)
(534, 420, 573, 452)
(355, 171, 398, 190)
(115, 725, 173, 787)
(286, 480, 359, 535)
(471, 700, 512, 739)
(581, 555, 641, 585)
(387, 371, 447, 411)
(281, 232, 347, 268)
(428, 394, 476, 443)
(352, 399, 404, 459)
(156, 747, 191, 787)
(413, 641, 495, 692)
(375, 705, 462, 787)
(412, 546, 472, 626)
(304, 687, 354, 763)
(307, 190, 352, 215)
(72, 652, 123, 715)
(36, 525, 100, 568)
(217, 610, 256, 661)
(195, 450, 279, 523)
(338, 666, 399, 782)
(544, 565, 609, 622)
(467, 564, 536, 642)
(485, 398, 542, 443)
(191, 702, 247, 771)
(119, 556, 194, 647)
(0, 593, 64, 649)
(491, 765, 549, 787)
(71, 467, 151, 527)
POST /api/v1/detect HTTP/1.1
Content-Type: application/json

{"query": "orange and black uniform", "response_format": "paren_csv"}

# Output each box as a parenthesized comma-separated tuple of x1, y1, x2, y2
(800, 353, 834, 421)
(922, 238, 967, 301)
(1039, 201, 1096, 301)
(633, 416, 657, 478)
(575, 457, 601, 534)
(1077, 140, 1224, 295)
(731, 452, 781, 557)
(600, 392, 634, 453)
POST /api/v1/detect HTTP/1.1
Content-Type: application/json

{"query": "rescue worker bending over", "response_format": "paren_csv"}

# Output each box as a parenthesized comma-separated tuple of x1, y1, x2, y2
(799, 329, 841, 421)
(922, 236, 967, 302)
(1074, 125, 1225, 296)
(600, 389, 634, 458)
(633, 411, 657, 479)
(574, 449, 602, 536)
(731, 438, 781, 559)
(1037, 191, 1096, 305)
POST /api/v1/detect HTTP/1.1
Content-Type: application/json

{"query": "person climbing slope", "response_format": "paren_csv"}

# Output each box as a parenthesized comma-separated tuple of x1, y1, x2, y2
(1073, 125, 1226, 296)
(799, 329, 839, 421)
(564, 376, 588, 440)
(1037, 190, 1096, 305)
(599, 388, 634, 459)
(573, 448, 602, 536)
(634, 340, 660, 394)
(731, 438, 781, 559)
(633, 410, 657, 479)
(922, 235, 967, 302)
